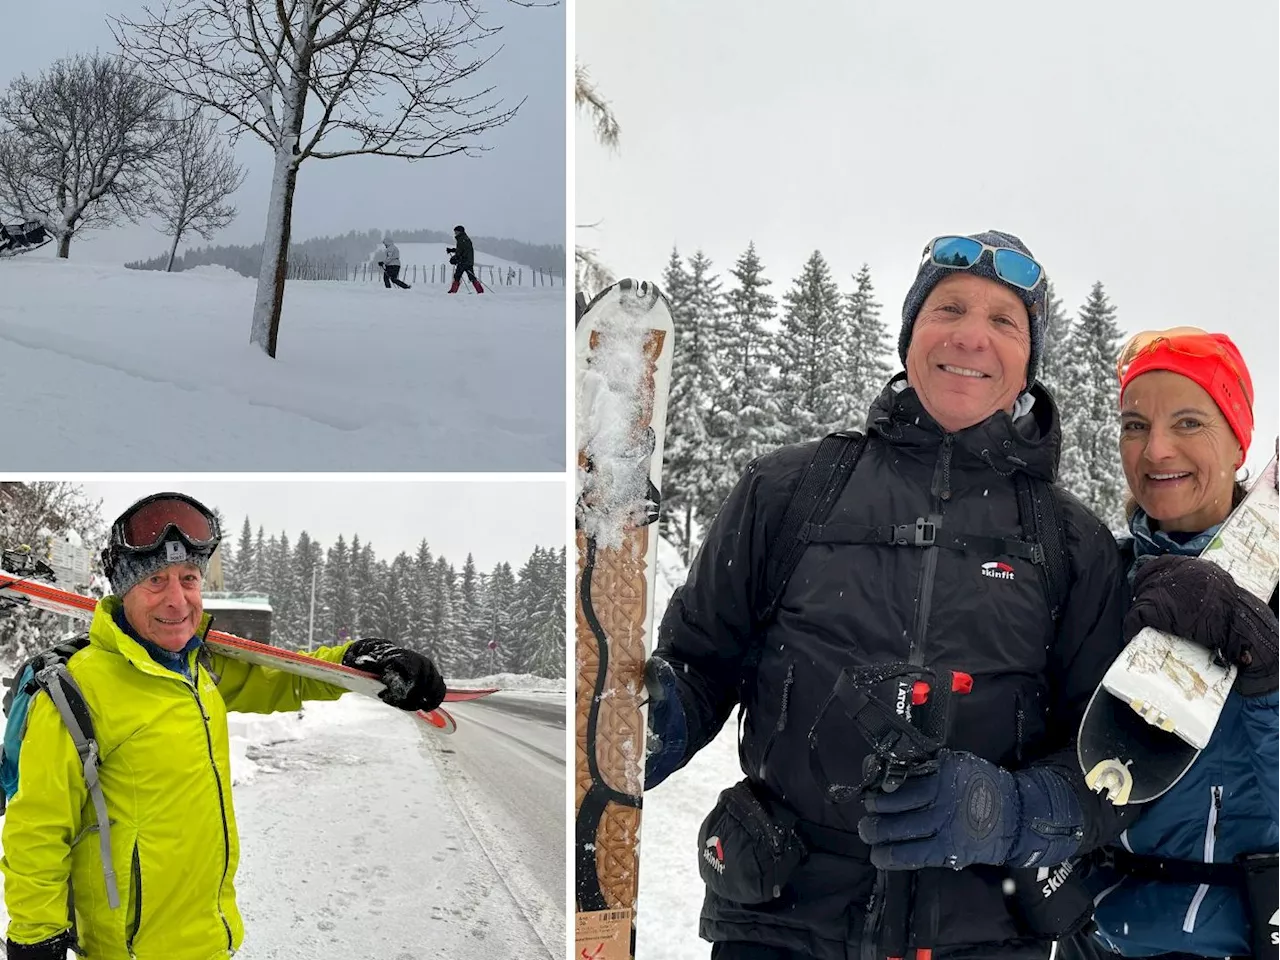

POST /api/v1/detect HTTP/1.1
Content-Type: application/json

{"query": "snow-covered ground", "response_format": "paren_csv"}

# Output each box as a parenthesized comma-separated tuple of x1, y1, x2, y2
(0, 257, 564, 470)
(0, 680, 566, 959)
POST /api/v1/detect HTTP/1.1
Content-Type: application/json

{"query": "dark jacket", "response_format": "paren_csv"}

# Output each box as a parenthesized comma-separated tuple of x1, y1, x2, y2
(654, 376, 1131, 959)
(1082, 535, 1279, 959)
(453, 232, 475, 268)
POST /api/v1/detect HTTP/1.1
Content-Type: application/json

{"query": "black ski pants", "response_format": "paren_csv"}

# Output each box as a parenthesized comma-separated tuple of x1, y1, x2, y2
(383, 264, 410, 289)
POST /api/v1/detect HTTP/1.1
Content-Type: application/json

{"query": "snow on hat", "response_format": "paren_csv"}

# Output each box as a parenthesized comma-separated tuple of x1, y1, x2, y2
(107, 533, 211, 599)
(899, 230, 1049, 386)
(1119, 330, 1254, 462)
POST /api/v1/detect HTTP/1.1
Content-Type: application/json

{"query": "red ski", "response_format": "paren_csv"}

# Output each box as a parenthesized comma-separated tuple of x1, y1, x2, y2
(0, 571, 497, 733)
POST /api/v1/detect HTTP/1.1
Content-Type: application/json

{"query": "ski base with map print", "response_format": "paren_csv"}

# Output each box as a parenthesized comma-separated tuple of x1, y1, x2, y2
(1079, 451, 1279, 805)
(574, 279, 675, 960)
(0, 567, 499, 734)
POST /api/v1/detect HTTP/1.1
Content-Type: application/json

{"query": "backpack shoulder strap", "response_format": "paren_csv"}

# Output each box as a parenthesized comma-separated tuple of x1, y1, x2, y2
(1014, 475, 1071, 621)
(761, 430, 869, 622)
(30, 654, 121, 911)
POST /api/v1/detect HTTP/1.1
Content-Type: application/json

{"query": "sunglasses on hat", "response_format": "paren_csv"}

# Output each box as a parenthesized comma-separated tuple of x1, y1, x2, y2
(921, 236, 1045, 292)
(1115, 326, 1252, 405)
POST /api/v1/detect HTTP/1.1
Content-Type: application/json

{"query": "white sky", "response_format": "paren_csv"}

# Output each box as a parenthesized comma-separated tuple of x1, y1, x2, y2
(3, 0, 565, 261)
(76, 480, 565, 572)
(577, 0, 1280, 477)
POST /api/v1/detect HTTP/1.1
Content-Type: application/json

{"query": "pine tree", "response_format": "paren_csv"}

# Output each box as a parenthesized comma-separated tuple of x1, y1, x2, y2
(1059, 282, 1127, 529)
(774, 251, 847, 446)
(662, 246, 719, 563)
(233, 517, 254, 592)
(1036, 279, 1073, 403)
(457, 553, 484, 676)
(841, 264, 894, 429)
(321, 534, 355, 646)
(717, 241, 782, 502)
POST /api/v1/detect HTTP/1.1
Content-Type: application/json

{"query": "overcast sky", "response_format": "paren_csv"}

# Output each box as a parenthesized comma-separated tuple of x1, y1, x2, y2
(578, 0, 1279, 477)
(76, 480, 565, 572)
(4, 0, 565, 263)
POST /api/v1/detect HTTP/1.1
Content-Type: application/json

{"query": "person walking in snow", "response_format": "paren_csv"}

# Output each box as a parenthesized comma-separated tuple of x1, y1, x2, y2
(378, 237, 410, 289)
(1058, 331, 1278, 960)
(445, 224, 484, 294)
(1, 492, 445, 960)
(641, 231, 1133, 959)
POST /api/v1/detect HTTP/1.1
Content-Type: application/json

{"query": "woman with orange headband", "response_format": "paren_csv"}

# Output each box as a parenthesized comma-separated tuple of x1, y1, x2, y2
(1063, 329, 1277, 960)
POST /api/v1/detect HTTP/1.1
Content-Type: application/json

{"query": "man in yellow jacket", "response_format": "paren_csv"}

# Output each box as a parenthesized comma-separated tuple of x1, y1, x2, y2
(1, 492, 446, 960)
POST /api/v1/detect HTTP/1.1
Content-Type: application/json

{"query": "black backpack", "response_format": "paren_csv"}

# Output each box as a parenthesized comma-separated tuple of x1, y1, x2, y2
(757, 429, 1071, 636)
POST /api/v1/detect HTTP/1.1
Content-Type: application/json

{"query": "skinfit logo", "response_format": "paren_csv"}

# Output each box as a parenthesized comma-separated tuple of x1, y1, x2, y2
(703, 836, 725, 875)
(981, 561, 1015, 581)
(1270, 907, 1278, 945)
(1036, 859, 1075, 898)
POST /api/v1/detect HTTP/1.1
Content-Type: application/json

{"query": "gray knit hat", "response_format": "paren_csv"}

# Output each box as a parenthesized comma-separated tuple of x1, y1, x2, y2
(107, 534, 212, 599)
(899, 230, 1049, 386)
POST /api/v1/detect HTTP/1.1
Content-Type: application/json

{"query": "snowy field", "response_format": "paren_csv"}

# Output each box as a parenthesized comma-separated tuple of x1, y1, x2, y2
(0, 681, 566, 959)
(0, 257, 564, 470)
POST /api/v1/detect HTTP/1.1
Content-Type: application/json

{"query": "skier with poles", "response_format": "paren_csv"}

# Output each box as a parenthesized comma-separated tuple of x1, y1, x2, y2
(1, 492, 445, 959)
(641, 232, 1133, 959)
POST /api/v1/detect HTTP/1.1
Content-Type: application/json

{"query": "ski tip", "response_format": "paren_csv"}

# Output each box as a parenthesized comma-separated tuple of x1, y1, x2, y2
(418, 707, 457, 734)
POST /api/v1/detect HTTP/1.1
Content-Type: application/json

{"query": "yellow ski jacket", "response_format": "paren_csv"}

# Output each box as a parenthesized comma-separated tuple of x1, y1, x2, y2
(1, 597, 352, 959)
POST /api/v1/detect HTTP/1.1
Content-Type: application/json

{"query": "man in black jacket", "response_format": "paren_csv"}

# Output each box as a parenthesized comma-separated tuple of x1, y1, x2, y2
(445, 224, 484, 294)
(644, 231, 1131, 959)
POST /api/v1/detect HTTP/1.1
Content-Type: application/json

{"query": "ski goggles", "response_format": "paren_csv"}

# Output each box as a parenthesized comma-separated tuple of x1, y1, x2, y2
(109, 493, 221, 555)
(921, 236, 1045, 292)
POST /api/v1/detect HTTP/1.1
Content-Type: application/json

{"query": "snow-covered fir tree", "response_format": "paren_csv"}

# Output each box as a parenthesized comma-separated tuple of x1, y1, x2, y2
(774, 251, 847, 446)
(717, 241, 783, 502)
(1035, 279, 1073, 405)
(841, 264, 894, 428)
(662, 247, 722, 563)
(1058, 281, 1127, 529)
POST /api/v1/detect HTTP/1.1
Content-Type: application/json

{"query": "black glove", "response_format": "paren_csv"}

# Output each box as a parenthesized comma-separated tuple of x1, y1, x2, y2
(858, 750, 1083, 871)
(1126, 554, 1278, 697)
(342, 638, 446, 711)
(6, 932, 77, 959)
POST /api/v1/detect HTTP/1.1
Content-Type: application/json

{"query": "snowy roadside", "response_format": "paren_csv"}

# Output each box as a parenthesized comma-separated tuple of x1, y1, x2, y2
(0, 693, 557, 959)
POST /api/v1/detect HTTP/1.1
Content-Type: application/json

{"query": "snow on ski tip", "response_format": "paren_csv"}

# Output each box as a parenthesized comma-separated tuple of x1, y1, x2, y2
(576, 279, 674, 552)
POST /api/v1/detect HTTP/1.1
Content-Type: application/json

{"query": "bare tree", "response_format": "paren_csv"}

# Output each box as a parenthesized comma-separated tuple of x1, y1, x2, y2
(0, 54, 172, 258)
(113, 0, 522, 359)
(154, 107, 247, 271)
(575, 61, 619, 299)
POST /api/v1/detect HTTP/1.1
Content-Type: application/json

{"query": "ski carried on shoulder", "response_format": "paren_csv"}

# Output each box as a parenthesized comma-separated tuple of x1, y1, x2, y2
(574, 279, 675, 960)
(0, 568, 500, 734)
(1079, 450, 1279, 805)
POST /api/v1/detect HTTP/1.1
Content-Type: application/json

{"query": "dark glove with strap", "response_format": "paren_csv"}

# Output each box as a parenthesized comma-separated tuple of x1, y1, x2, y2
(858, 749, 1084, 871)
(641, 656, 689, 790)
(342, 638, 446, 711)
(6, 931, 77, 959)
(1126, 554, 1278, 697)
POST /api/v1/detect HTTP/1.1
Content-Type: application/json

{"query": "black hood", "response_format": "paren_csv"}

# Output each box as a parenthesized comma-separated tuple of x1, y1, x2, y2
(865, 373, 1062, 483)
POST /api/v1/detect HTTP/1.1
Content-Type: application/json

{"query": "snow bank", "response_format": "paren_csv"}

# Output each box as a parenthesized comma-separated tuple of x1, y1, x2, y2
(451, 671, 565, 692)
(0, 258, 564, 470)
(225, 710, 307, 786)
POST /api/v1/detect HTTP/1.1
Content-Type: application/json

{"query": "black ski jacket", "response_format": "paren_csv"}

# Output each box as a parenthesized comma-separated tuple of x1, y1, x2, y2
(654, 376, 1131, 959)
(453, 232, 475, 268)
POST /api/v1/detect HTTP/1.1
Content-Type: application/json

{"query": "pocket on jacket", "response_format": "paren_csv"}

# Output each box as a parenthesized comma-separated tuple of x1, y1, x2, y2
(126, 840, 143, 951)
(697, 778, 807, 905)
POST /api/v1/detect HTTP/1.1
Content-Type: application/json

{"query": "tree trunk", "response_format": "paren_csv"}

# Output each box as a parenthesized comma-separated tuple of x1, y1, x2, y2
(57, 234, 70, 259)
(249, 48, 312, 359)
(165, 231, 181, 272)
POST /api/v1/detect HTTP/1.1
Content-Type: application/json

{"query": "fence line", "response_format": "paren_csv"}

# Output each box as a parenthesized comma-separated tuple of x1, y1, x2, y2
(286, 256, 563, 287)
